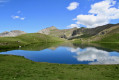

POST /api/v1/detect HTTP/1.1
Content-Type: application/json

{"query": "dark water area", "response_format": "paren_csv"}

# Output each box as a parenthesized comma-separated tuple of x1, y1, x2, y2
(0, 42, 119, 64)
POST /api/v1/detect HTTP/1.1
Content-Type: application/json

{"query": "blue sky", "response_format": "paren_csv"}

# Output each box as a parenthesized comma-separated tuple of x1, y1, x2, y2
(0, 0, 119, 33)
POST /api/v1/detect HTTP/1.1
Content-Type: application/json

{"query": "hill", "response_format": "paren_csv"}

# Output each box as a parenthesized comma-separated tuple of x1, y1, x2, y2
(0, 33, 63, 49)
(0, 30, 26, 37)
(70, 23, 119, 39)
(38, 26, 78, 39)
(38, 24, 119, 41)
(73, 23, 119, 43)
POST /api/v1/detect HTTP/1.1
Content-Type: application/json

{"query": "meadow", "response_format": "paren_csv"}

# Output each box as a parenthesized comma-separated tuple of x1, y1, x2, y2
(0, 55, 119, 80)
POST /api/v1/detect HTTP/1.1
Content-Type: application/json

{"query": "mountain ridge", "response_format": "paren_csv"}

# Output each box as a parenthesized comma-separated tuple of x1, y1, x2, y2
(38, 23, 119, 40)
(1, 23, 119, 40)
(0, 30, 26, 37)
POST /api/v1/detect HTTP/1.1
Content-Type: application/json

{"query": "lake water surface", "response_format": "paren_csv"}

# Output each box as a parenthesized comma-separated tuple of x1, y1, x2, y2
(0, 42, 119, 64)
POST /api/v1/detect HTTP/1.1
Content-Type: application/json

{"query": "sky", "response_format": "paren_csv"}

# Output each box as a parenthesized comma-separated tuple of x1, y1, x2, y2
(0, 0, 119, 33)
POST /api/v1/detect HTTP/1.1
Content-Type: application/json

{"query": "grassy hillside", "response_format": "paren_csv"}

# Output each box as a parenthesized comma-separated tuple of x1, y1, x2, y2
(72, 33, 119, 51)
(0, 33, 63, 49)
(73, 25, 119, 44)
(94, 33, 119, 43)
(0, 55, 119, 80)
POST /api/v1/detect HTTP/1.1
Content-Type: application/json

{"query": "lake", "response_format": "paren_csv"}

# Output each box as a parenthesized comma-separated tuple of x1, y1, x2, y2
(0, 42, 119, 64)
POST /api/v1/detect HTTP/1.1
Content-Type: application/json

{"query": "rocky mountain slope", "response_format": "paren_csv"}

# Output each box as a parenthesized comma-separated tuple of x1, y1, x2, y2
(71, 24, 119, 39)
(73, 23, 119, 43)
(0, 30, 26, 37)
(38, 24, 119, 40)
(38, 26, 78, 39)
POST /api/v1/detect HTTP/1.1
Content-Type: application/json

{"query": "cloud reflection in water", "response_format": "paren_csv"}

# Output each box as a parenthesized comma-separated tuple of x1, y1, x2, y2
(68, 47, 119, 64)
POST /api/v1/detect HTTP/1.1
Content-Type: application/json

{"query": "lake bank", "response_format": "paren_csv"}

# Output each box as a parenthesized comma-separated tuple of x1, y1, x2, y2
(1, 42, 119, 64)
(0, 55, 119, 80)
(0, 33, 64, 50)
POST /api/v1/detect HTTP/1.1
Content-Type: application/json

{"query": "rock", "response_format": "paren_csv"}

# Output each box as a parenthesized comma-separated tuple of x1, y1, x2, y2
(60, 35, 67, 39)
(38, 26, 77, 39)
(38, 24, 119, 40)
(0, 30, 26, 37)
(19, 46, 21, 48)
(38, 26, 57, 35)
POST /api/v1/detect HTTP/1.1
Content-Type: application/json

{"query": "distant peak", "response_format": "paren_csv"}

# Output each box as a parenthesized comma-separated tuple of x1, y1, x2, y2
(46, 26, 57, 30)
(49, 26, 56, 28)
(10, 30, 25, 33)
(51, 26, 56, 28)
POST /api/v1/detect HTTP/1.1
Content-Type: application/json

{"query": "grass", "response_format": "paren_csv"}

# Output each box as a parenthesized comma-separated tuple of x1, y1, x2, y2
(72, 33, 119, 51)
(0, 33, 63, 49)
(94, 43, 119, 51)
(73, 33, 119, 43)
(73, 33, 119, 44)
(91, 33, 119, 51)
(93, 33, 119, 43)
(0, 55, 119, 80)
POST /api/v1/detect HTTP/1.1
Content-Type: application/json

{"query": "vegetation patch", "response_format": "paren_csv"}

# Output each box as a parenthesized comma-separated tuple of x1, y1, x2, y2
(0, 33, 63, 49)
(94, 33, 119, 43)
(0, 55, 119, 80)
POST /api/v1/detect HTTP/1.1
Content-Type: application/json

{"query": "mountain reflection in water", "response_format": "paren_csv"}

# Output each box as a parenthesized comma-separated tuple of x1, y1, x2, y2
(0, 42, 119, 64)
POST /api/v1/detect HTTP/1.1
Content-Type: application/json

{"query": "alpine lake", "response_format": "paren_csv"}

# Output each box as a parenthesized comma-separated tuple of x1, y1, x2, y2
(1, 42, 119, 65)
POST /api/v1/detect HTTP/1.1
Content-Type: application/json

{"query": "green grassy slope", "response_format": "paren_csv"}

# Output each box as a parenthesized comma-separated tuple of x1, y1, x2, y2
(0, 33, 63, 49)
(91, 33, 119, 51)
(0, 55, 119, 80)
(73, 32, 119, 44)
(95, 33, 119, 43)
(72, 24, 119, 43)
(72, 33, 119, 52)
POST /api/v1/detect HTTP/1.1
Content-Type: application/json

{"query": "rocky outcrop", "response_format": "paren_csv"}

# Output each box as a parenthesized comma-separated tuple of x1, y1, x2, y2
(0, 30, 26, 37)
(38, 26, 77, 39)
(38, 23, 119, 40)
(38, 26, 57, 35)
(70, 24, 119, 39)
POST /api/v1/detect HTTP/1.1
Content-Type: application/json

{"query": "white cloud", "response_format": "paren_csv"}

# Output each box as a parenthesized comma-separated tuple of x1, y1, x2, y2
(11, 16, 20, 19)
(11, 16, 25, 20)
(68, 48, 80, 52)
(20, 17, 25, 20)
(11, 11, 25, 20)
(67, 2, 79, 10)
(74, 14, 109, 28)
(68, 47, 119, 64)
(71, 0, 119, 28)
(67, 24, 80, 28)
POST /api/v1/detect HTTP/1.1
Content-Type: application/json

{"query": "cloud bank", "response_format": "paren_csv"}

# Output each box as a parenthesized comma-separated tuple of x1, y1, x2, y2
(69, 0, 119, 28)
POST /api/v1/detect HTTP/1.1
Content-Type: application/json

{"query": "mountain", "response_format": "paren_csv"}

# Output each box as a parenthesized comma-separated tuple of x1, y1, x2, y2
(72, 23, 119, 43)
(38, 24, 119, 40)
(70, 23, 119, 39)
(38, 26, 57, 35)
(38, 26, 78, 39)
(0, 30, 26, 37)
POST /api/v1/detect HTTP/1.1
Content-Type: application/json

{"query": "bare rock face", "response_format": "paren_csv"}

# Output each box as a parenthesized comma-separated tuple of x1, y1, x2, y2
(38, 23, 119, 40)
(38, 26, 57, 35)
(0, 30, 26, 37)
(38, 26, 78, 39)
